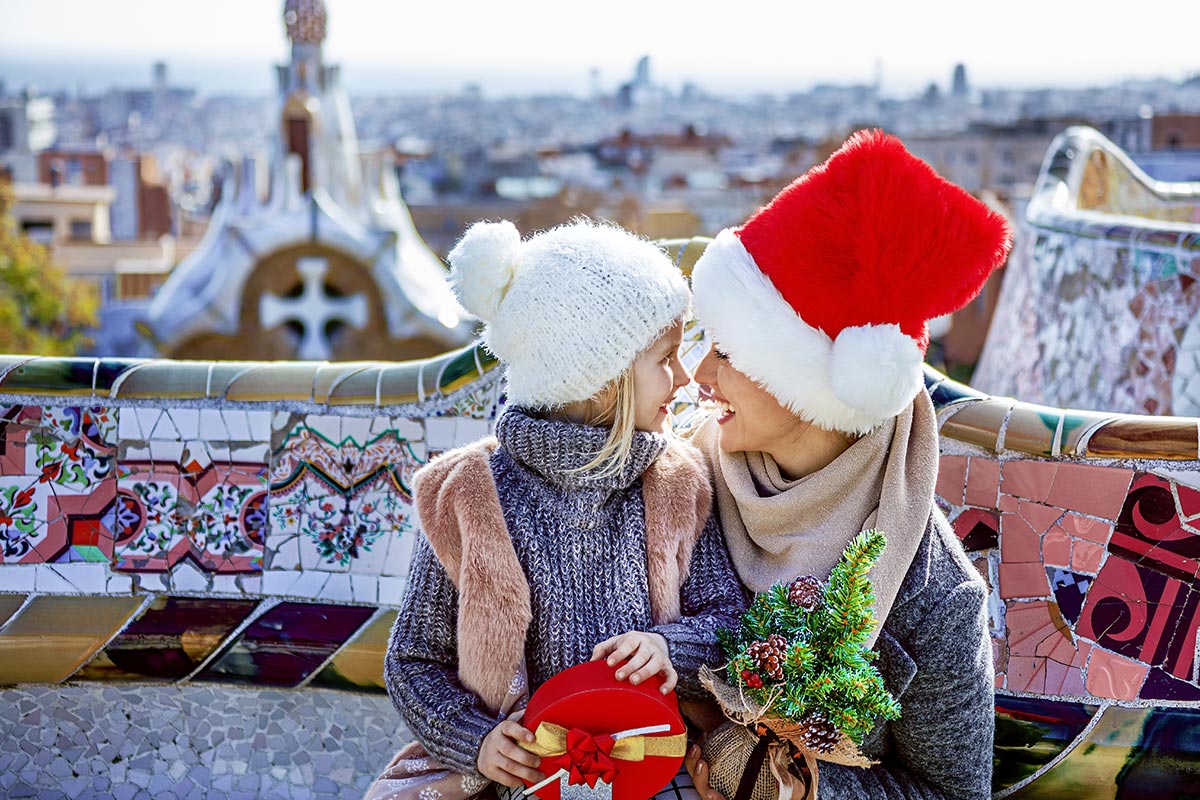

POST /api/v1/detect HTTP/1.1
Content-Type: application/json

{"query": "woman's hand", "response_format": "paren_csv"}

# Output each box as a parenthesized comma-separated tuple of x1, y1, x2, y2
(685, 745, 728, 800)
(590, 631, 677, 694)
(476, 711, 542, 787)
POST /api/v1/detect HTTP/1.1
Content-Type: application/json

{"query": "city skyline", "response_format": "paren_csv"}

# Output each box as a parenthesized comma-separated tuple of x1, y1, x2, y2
(2, 0, 1198, 97)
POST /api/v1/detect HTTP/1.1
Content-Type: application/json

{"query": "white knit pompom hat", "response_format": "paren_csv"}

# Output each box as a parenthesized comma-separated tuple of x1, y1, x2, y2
(448, 218, 689, 409)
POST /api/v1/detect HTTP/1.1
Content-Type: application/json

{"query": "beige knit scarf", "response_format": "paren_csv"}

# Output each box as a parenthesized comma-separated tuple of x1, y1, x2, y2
(690, 391, 939, 648)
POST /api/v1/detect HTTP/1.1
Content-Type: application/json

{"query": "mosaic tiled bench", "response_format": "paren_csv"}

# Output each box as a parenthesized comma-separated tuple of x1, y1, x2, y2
(3, 240, 1200, 797)
(974, 124, 1200, 417)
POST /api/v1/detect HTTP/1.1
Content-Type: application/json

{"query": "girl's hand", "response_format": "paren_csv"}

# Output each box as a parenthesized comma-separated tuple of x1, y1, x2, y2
(476, 711, 542, 787)
(685, 745, 728, 800)
(590, 631, 678, 694)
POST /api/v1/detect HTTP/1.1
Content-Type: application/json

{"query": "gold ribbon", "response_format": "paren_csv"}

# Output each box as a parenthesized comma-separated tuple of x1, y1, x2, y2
(520, 722, 687, 761)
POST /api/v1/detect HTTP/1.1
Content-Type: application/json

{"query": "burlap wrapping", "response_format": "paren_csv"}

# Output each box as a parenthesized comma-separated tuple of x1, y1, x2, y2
(699, 667, 874, 800)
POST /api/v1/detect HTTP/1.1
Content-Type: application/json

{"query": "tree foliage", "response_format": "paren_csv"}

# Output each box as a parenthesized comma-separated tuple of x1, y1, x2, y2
(0, 179, 98, 355)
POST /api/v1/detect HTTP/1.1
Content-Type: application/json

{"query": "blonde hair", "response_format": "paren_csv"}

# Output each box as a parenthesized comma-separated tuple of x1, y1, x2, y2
(569, 370, 639, 480)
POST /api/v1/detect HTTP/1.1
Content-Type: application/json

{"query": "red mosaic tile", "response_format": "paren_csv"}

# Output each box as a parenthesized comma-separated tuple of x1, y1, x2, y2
(1178, 483, 1200, 521)
(1071, 540, 1106, 574)
(936, 455, 967, 507)
(1060, 513, 1113, 545)
(999, 562, 1050, 599)
(964, 457, 1001, 509)
(952, 508, 999, 552)
(1035, 628, 1078, 667)
(1001, 513, 1042, 564)
(1019, 500, 1065, 535)
(995, 673, 1005, 689)
(1007, 655, 1047, 693)
(1074, 639, 1093, 668)
(1006, 601, 1058, 657)
(1085, 647, 1149, 701)
(1043, 526, 1072, 568)
(1044, 658, 1087, 697)
(1046, 463, 1134, 522)
(1109, 474, 1200, 585)
(1007, 599, 1079, 674)
(1000, 460, 1058, 503)
(998, 494, 1019, 513)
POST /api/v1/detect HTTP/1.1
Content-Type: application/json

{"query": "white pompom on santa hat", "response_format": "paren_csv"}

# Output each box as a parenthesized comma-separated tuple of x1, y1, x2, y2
(692, 129, 1013, 436)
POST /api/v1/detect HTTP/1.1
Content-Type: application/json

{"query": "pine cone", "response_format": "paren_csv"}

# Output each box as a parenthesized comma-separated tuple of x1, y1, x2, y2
(746, 636, 787, 681)
(788, 575, 824, 612)
(796, 710, 840, 754)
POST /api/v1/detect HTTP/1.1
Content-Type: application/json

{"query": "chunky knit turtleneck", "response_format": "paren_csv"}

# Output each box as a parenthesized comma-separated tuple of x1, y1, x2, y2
(386, 409, 745, 777)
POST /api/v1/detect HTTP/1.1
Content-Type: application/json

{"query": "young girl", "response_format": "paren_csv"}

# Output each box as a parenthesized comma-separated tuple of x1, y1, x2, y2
(374, 218, 745, 800)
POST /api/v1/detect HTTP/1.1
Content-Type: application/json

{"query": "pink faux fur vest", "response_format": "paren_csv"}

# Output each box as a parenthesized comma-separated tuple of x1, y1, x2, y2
(412, 436, 713, 713)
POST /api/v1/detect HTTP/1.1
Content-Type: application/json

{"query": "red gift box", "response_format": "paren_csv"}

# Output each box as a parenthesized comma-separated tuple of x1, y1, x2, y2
(519, 659, 687, 800)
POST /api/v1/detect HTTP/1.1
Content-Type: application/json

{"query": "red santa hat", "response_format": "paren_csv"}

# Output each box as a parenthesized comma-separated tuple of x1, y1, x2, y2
(691, 129, 1012, 435)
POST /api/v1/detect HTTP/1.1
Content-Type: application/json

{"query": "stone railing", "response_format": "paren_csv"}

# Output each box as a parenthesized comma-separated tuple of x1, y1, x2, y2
(3, 237, 1200, 797)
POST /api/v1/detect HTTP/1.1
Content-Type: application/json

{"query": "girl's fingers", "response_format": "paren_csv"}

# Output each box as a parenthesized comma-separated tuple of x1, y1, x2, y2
(626, 653, 662, 685)
(489, 766, 524, 788)
(660, 665, 678, 694)
(500, 738, 541, 768)
(591, 635, 620, 661)
(615, 648, 653, 681)
(499, 753, 545, 785)
(502, 719, 535, 744)
(606, 636, 640, 667)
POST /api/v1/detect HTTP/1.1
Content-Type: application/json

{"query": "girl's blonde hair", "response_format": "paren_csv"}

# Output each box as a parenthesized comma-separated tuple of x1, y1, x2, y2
(570, 369, 640, 480)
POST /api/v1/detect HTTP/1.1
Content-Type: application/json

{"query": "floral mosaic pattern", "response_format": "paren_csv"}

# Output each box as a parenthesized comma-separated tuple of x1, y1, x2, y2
(113, 407, 271, 576)
(0, 405, 119, 567)
(268, 414, 425, 585)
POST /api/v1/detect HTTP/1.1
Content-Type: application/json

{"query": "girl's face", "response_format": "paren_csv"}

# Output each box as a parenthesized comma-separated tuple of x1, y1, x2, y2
(693, 342, 809, 454)
(630, 320, 691, 433)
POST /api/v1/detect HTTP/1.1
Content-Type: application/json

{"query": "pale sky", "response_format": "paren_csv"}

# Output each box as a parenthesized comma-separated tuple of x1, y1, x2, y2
(1, 0, 1197, 96)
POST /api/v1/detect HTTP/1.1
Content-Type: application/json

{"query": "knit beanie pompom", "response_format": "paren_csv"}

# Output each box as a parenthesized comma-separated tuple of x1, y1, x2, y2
(448, 220, 523, 322)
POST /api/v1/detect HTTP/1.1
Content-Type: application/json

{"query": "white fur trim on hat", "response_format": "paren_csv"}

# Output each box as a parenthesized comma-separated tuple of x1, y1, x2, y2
(691, 229, 923, 435)
(448, 220, 522, 322)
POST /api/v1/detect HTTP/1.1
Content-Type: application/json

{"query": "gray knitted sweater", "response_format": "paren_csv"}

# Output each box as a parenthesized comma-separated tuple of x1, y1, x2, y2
(385, 409, 746, 777)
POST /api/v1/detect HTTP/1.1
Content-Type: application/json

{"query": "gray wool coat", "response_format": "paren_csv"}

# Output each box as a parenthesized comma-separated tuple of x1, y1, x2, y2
(816, 510, 994, 800)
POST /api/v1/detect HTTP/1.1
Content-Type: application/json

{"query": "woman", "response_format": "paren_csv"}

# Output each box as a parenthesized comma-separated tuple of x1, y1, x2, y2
(682, 130, 1010, 800)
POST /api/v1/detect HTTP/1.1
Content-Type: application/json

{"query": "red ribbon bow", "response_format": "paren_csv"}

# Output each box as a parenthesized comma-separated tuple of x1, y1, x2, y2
(547, 728, 619, 788)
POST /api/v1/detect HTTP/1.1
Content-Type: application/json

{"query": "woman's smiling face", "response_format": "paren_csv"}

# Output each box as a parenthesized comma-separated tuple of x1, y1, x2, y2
(692, 342, 810, 455)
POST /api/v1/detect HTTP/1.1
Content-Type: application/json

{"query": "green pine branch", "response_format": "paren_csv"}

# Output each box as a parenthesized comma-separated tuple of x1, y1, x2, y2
(716, 529, 901, 745)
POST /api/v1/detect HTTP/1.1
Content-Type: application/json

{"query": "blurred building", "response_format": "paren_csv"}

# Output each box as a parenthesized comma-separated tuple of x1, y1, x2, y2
(0, 90, 56, 181)
(137, 0, 473, 361)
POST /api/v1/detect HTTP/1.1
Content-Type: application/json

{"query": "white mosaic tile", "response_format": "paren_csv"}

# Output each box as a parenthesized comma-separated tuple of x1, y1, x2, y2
(0, 564, 36, 592)
(424, 417, 456, 450)
(170, 408, 203, 440)
(377, 575, 405, 606)
(455, 418, 490, 446)
(322, 571, 354, 602)
(34, 564, 80, 593)
(172, 561, 211, 593)
(350, 573, 378, 604)
(51, 562, 108, 593)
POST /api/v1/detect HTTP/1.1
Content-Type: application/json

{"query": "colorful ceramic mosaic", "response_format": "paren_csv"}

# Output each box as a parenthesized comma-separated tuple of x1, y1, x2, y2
(974, 126, 1200, 417)
(4, 235, 1200, 794)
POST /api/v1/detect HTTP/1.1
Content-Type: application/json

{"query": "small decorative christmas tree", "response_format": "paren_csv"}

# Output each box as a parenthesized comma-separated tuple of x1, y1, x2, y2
(715, 529, 901, 748)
